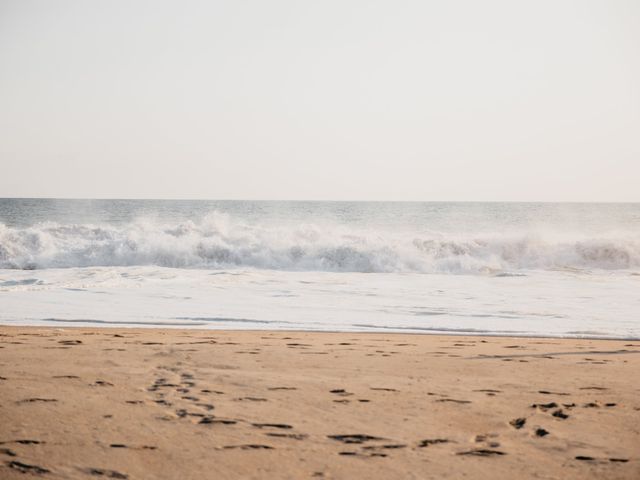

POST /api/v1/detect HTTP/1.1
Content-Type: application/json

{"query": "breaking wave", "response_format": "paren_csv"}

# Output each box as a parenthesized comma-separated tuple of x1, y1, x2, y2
(1, 212, 639, 273)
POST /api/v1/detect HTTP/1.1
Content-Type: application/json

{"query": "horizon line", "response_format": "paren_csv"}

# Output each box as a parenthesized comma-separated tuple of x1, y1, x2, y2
(1, 196, 639, 204)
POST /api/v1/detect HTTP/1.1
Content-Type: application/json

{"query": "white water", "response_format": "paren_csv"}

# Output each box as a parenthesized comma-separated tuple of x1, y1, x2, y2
(1, 213, 639, 273)
(1, 200, 639, 338)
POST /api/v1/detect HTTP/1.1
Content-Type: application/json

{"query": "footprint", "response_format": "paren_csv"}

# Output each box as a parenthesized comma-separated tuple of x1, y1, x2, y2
(328, 434, 385, 444)
(94, 380, 114, 387)
(17, 398, 57, 404)
(338, 451, 387, 458)
(552, 409, 569, 419)
(85, 467, 128, 478)
(265, 433, 308, 440)
(109, 444, 157, 450)
(531, 402, 557, 411)
(175, 409, 205, 418)
(223, 444, 273, 450)
(535, 428, 549, 437)
(330, 389, 353, 397)
(457, 449, 505, 456)
(8, 461, 51, 474)
(199, 417, 237, 425)
(363, 444, 407, 450)
(418, 439, 449, 447)
(509, 418, 526, 429)
(252, 423, 292, 429)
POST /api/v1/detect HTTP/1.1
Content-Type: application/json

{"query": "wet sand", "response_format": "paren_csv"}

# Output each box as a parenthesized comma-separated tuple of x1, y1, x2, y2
(0, 326, 639, 479)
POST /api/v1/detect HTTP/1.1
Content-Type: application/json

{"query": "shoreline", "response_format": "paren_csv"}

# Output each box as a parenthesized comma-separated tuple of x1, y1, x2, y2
(1, 324, 638, 342)
(1, 326, 639, 479)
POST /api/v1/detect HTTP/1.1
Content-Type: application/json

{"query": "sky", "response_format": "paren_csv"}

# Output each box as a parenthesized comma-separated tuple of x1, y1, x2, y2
(0, 0, 639, 202)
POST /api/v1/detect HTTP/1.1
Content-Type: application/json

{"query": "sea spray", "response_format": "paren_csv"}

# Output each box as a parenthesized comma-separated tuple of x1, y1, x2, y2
(1, 212, 638, 272)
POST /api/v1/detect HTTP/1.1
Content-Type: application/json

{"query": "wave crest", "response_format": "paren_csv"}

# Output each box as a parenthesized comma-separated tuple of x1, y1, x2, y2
(1, 212, 638, 273)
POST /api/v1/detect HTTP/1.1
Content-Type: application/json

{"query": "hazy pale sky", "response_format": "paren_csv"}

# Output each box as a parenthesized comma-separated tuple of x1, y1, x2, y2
(1, 0, 639, 201)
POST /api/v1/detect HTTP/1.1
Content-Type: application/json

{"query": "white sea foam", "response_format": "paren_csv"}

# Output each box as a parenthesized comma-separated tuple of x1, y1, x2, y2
(0, 266, 638, 339)
(0, 212, 638, 273)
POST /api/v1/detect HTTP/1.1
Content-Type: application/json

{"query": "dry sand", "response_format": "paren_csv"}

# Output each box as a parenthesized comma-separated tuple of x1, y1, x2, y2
(0, 326, 639, 479)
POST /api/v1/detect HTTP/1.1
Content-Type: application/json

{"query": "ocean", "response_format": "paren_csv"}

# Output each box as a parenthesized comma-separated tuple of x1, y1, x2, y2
(0, 199, 638, 339)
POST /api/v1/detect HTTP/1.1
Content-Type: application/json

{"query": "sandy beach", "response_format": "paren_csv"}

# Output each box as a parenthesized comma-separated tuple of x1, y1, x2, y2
(0, 327, 638, 479)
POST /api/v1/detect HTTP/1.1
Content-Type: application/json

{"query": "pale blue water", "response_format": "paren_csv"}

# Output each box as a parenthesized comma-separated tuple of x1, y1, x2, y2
(1, 198, 639, 234)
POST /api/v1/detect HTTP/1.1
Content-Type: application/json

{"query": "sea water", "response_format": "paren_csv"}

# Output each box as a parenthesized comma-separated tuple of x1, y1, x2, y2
(1, 199, 638, 338)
